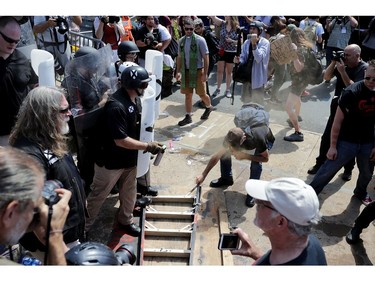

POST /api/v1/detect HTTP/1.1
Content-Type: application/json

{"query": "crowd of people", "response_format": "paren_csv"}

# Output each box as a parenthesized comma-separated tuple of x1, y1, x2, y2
(1, 15, 375, 266)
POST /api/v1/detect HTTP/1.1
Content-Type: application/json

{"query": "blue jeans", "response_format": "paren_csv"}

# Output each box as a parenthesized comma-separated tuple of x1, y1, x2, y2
(309, 140, 374, 200)
(219, 141, 273, 181)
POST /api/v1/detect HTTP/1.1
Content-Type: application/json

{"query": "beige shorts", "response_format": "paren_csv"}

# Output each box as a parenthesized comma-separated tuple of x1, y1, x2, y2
(180, 68, 207, 97)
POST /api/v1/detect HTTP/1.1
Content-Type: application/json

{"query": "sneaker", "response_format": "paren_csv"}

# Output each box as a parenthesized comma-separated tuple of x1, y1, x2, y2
(345, 226, 362, 244)
(307, 164, 321, 175)
(212, 88, 220, 97)
(341, 171, 352, 181)
(245, 195, 255, 208)
(209, 177, 234, 188)
(284, 131, 304, 142)
(361, 195, 373, 206)
(225, 90, 232, 98)
(178, 114, 192, 126)
(200, 106, 214, 120)
(117, 222, 141, 237)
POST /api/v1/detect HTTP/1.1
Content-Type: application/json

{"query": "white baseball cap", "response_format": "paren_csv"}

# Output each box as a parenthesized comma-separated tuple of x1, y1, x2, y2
(245, 177, 320, 226)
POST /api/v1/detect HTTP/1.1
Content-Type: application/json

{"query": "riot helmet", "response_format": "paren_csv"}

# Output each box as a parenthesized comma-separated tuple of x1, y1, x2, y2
(118, 41, 140, 61)
(121, 65, 151, 90)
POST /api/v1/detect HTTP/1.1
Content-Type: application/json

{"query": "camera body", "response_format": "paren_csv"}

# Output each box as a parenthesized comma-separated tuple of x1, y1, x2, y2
(144, 32, 158, 47)
(335, 16, 345, 25)
(99, 16, 120, 24)
(42, 180, 63, 205)
(332, 50, 345, 62)
(55, 16, 69, 34)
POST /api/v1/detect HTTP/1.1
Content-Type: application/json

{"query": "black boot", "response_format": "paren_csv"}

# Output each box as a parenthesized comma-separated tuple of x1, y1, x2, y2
(346, 226, 362, 244)
(137, 183, 158, 196)
(245, 195, 255, 208)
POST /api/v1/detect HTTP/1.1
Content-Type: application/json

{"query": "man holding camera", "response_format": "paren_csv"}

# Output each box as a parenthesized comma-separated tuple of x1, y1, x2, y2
(307, 44, 367, 181)
(0, 147, 71, 265)
(135, 16, 171, 68)
(9, 87, 87, 261)
(94, 16, 125, 62)
(33, 16, 82, 75)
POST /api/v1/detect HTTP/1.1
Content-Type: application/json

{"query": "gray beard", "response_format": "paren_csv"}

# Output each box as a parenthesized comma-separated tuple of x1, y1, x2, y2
(60, 121, 70, 135)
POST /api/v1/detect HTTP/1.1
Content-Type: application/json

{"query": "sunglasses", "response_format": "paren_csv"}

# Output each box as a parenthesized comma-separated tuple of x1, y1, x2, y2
(365, 76, 375, 82)
(0, 31, 20, 44)
(184, 27, 194, 31)
(59, 107, 70, 114)
(255, 200, 278, 212)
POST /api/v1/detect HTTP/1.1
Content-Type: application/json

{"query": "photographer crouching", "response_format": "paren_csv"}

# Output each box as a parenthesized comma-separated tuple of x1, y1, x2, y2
(0, 147, 71, 265)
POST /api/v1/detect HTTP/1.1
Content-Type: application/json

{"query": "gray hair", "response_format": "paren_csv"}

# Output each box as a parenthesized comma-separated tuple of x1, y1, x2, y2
(0, 147, 44, 211)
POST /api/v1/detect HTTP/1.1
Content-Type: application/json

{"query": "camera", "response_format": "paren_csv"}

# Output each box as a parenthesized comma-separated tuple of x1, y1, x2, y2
(55, 16, 69, 34)
(332, 50, 345, 61)
(144, 32, 158, 47)
(218, 233, 240, 250)
(42, 180, 63, 205)
(335, 16, 345, 25)
(108, 16, 120, 24)
(99, 16, 108, 24)
(114, 243, 136, 265)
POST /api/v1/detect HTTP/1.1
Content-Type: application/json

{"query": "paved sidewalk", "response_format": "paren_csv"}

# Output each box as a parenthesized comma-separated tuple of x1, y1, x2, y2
(90, 97, 375, 265)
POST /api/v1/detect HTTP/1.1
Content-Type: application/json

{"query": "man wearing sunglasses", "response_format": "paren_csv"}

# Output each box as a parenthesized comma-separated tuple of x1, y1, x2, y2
(307, 44, 367, 182)
(85, 65, 165, 237)
(0, 16, 38, 146)
(309, 59, 375, 206)
(175, 18, 214, 126)
(231, 177, 326, 265)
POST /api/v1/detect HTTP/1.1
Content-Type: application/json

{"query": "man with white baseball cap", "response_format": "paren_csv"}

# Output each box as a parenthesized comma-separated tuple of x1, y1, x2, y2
(231, 177, 327, 265)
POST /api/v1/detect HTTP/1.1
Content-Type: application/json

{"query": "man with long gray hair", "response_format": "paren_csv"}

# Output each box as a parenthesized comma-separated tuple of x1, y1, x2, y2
(9, 86, 86, 261)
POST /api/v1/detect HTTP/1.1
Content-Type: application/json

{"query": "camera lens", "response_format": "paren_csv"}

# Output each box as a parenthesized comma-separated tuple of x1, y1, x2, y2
(42, 179, 63, 205)
(115, 243, 136, 265)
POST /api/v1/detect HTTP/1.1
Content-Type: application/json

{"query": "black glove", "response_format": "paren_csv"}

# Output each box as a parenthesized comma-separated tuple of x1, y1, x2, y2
(145, 142, 164, 155)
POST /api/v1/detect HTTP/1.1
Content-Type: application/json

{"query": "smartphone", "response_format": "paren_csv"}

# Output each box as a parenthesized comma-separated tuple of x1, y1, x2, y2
(218, 233, 240, 250)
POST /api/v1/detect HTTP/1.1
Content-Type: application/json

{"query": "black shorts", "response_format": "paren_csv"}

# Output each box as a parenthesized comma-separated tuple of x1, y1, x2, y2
(218, 51, 236, 64)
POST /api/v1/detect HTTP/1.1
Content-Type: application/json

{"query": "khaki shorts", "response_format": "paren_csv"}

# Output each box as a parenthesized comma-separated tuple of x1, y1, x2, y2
(180, 69, 207, 97)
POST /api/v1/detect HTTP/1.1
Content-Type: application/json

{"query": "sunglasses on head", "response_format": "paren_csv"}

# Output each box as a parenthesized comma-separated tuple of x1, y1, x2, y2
(365, 76, 375, 82)
(0, 31, 20, 44)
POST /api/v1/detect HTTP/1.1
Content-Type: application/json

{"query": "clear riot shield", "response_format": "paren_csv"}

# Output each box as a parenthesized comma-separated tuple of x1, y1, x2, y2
(63, 44, 119, 190)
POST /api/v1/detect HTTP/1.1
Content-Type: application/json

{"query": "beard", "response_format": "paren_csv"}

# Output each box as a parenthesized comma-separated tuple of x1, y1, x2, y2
(59, 117, 70, 135)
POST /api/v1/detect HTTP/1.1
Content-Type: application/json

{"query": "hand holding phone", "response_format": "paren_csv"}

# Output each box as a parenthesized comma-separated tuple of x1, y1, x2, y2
(218, 233, 240, 250)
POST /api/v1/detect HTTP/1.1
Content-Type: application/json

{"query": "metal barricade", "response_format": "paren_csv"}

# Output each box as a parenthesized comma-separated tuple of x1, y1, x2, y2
(69, 30, 105, 54)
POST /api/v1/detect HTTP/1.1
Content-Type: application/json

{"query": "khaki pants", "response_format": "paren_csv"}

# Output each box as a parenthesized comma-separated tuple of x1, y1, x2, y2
(85, 164, 137, 232)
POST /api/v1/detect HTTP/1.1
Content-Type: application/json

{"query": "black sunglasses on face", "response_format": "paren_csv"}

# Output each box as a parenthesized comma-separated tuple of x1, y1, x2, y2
(0, 31, 20, 44)
(184, 28, 194, 31)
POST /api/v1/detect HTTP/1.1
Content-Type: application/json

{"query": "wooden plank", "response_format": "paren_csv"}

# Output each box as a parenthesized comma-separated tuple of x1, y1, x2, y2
(143, 248, 191, 258)
(145, 229, 192, 237)
(150, 196, 195, 204)
(146, 210, 194, 219)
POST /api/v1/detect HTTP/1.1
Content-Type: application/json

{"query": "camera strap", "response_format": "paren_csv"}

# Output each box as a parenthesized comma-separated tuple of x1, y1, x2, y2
(43, 202, 54, 265)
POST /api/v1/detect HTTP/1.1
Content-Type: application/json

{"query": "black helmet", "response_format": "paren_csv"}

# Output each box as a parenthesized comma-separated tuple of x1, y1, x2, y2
(65, 242, 119, 266)
(121, 65, 151, 89)
(74, 46, 100, 58)
(249, 21, 263, 35)
(118, 41, 140, 61)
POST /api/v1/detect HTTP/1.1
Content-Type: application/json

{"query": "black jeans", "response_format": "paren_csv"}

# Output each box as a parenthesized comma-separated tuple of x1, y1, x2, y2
(355, 201, 375, 229)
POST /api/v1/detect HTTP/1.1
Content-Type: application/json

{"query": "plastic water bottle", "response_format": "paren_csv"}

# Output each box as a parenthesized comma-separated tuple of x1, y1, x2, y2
(21, 256, 42, 266)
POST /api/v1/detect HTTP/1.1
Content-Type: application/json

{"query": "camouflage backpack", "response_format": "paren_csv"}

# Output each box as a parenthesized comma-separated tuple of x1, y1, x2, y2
(303, 21, 318, 44)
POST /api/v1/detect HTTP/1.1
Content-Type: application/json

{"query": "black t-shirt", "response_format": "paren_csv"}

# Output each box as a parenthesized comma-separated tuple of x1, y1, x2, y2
(136, 26, 161, 59)
(333, 60, 368, 98)
(242, 125, 275, 153)
(102, 88, 142, 169)
(338, 80, 375, 143)
(255, 235, 327, 265)
(0, 49, 38, 135)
